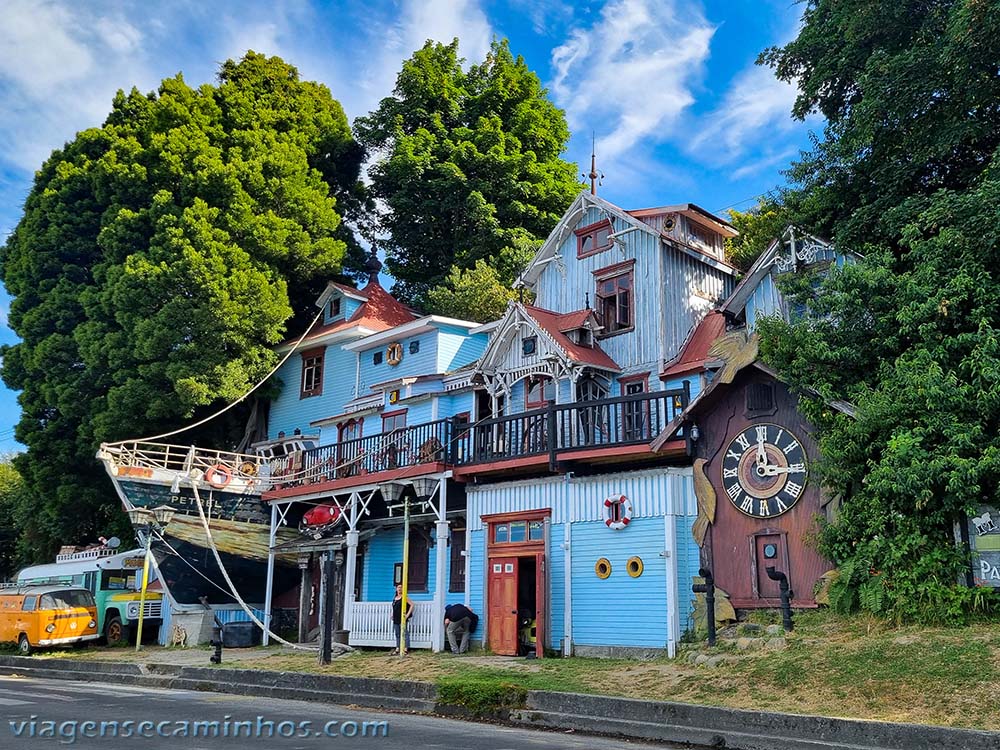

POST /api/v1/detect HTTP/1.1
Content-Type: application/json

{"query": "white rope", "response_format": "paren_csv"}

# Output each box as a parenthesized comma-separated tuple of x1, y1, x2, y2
(189, 480, 330, 652)
(107, 305, 327, 447)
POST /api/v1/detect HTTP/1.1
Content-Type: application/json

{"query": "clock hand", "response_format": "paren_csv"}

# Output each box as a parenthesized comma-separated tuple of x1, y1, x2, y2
(756, 433, 767, 466)
(760, 464, 805, 476)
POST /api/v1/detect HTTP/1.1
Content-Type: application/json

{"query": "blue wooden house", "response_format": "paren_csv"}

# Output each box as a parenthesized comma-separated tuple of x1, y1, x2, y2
(258, 195, 856, 660)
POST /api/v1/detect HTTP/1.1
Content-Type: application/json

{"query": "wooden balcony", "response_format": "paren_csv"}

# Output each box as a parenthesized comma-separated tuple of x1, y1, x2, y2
(266, 388, 689, 497)
(452, 387, 689, 471)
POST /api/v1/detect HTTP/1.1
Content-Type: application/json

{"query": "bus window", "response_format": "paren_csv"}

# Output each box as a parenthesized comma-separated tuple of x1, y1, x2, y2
(101, 570, 130, 590)
(41, 590, 94, 610)
(22, 596, 37, 612)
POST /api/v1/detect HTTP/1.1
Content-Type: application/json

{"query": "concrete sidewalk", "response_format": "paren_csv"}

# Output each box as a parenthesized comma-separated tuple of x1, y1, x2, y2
(0, 654, 996, 750)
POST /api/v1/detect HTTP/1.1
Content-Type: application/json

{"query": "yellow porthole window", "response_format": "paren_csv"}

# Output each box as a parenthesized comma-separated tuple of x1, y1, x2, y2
(626, 556, 643, 578)
(595, 558, 612, 579)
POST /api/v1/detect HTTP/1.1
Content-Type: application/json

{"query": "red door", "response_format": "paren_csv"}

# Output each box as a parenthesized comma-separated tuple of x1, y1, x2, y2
(488, 556, 518, 655)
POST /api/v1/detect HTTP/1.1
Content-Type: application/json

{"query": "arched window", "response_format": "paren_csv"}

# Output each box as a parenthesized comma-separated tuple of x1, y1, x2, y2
(525, 375, 556, 408)
(577, 374, 610, 445)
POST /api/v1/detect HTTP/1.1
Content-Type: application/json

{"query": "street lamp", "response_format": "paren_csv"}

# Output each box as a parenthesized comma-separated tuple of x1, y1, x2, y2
(380, 481, 411, 658)
(127, 505, 175, 652)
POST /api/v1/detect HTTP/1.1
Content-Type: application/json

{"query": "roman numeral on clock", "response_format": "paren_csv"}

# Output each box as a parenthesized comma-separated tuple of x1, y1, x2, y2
(783, 440, 800, 455)
(758, 498, 770, 516)
(740, 496, 754, 514)
(756, 425, 767, 442)
(734, 433, 751, 451)
(727, 482, 741, 500)
(723, 466, 738, 478)
(785, 481, 804, 499)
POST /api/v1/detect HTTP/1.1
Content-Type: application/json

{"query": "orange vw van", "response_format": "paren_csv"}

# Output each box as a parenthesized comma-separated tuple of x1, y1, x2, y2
(0, 585, 100, 654)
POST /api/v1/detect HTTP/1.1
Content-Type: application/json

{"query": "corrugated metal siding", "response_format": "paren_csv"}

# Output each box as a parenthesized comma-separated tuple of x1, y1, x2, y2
(570, 518, 668, 647)
(467, 468, 696, 531)
(468, 529, 486, 640)
(674, 514, 701, 635)
(661, 246, 733, 363)
(547, 523, 566, 650)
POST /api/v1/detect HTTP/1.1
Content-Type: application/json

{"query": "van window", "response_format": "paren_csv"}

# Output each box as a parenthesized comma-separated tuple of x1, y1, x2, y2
(41, 590, 94, 610)
(22, 595, 37, 612)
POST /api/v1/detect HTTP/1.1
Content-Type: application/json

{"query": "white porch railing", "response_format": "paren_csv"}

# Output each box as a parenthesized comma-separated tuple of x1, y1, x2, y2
(348, 600, 434, 648)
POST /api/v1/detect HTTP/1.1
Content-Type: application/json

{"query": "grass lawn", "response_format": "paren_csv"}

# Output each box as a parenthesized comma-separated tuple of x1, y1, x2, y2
(37, 610, 1000, 730)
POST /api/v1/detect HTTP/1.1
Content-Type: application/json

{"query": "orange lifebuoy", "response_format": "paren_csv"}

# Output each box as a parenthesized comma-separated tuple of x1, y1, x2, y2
(205, 464, 232, 489)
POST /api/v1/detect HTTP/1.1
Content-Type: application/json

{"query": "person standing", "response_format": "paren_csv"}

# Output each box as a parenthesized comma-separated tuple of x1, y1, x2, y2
(444, 602, 476, 654)
(391, 583, 413, 655)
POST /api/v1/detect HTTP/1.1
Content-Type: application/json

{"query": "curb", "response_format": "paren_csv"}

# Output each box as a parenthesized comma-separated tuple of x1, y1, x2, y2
(0, 656, 996, 750)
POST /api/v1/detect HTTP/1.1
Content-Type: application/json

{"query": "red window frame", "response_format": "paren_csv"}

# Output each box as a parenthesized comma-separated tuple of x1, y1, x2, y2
(337, 418, 362, 443)
(618, 372, 649, 395)
(593, 260, 635, 338)
(299, 347, 325, 398)
(576, 219, 613, 258)
(525, 374, 555, 409)
(382, 408, 407, 433)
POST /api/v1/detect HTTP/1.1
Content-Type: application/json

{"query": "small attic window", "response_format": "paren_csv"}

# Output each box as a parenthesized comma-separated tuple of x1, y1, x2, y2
(409, 340, 420, 355)
(522, 337, 537, 356)
(576, 219, 613, 258)
(574, 328, 594, 348)
(329, 297, 342, 319)
(373, 351, 383, 365)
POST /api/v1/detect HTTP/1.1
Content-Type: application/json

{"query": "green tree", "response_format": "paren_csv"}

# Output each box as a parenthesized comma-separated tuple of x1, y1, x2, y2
(355, 38, 581, 308)
(0, 456, 25, 579)
(426, 259, 522, 323)
(0, 52, 364, 560)
(725, 197, 788, 271)
(756, 0, 1000, 622)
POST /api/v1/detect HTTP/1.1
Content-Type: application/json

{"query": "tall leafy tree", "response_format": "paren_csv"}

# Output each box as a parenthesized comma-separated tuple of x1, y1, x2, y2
(0, 52, 364, 560)
(355, 39, 581, 308)
(725, 197, 788, 271)
(755, 0, 1000, 621)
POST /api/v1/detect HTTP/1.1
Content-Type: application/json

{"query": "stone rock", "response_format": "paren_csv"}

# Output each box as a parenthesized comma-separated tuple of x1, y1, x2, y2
(687, 651, 701, 664)
(705, 655, 727, 668)
(735, 637, 755, 651)
(765, 624, 784, 636)
(765, 637, 787, 650)
(694, 654, 710, 666)
(740, 623, 763, 634)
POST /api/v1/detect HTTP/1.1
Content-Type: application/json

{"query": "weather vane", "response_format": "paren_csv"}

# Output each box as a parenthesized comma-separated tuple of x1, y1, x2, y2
(582, 132, 604, 195)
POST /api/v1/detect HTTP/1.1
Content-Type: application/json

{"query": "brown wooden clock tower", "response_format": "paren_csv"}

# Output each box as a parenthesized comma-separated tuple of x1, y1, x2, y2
(684, 361, 835, 609)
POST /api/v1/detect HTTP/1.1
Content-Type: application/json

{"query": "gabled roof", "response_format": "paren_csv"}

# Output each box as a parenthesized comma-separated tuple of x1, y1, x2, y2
(517, 191, 654, 288)
(279, 279, 417, 349)
(317, 281, 369, 306)
(522, 305, 619, 370)
(627, 203, 738, 236)
(721, 226, 840, 318)
(660, 310, 726, 378)
(475, 302, 620, 379)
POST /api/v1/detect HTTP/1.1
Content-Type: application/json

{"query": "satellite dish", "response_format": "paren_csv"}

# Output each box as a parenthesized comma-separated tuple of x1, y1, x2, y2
(105, 537, 121, 550)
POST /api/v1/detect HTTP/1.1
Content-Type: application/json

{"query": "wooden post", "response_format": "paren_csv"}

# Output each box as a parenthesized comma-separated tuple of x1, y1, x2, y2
(399, 497, 410, 657)
(297, 557, 311, 643)
(317, 552, 332, 665)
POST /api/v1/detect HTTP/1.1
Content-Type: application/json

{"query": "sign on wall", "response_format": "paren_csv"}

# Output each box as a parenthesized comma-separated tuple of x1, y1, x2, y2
(967, 505, 1000, 587)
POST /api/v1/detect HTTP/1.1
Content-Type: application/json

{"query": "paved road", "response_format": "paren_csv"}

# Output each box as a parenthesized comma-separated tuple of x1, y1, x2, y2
(0, 675, 676, 749)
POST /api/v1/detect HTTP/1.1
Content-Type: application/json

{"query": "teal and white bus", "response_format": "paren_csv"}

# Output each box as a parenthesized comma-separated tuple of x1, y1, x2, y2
(17, 547, 163, 646)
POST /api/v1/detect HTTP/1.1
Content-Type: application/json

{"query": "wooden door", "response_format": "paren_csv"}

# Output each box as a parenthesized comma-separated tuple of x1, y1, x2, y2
(534, 552, 546, 658)
(753, 533, 789, 600)
(488, 556, 518, 655)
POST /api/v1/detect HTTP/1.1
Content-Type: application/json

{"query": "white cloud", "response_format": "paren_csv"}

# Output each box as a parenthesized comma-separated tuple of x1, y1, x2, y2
(550, 0, 715, 163)
(506, 0, 575, 36)
(685, 64, 801, 164)
(351, 0, 493, 119)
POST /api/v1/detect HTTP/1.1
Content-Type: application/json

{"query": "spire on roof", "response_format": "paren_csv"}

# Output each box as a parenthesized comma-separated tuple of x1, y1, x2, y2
(582, 132, 604, 195)
(365, 249, 383, 284)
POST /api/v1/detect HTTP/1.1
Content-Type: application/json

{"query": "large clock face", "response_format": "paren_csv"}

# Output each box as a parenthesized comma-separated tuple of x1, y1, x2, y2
(721, 423, 808, 518)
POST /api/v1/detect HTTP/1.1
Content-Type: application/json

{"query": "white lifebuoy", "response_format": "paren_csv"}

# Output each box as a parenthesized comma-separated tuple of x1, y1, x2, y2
(603, 494, 633, 530)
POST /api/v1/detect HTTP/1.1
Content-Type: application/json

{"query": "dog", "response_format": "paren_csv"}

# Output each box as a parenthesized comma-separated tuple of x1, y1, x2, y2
(169, 623, 188, 648)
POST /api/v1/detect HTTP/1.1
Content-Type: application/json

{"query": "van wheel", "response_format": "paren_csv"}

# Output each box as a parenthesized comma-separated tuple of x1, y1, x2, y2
(104, 616, 126, 647)
(18, 634, 32, 656)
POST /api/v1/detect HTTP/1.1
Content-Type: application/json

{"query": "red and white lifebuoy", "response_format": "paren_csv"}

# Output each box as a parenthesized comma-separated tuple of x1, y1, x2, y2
(603, 494, 633, 530)
(205, 464, 232, 489)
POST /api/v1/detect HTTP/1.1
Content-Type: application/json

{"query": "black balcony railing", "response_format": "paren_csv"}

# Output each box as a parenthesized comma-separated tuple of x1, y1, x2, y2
(270, 419, 452, 487)
(452, 387, 689, 467)
(270, 387, 689, 489)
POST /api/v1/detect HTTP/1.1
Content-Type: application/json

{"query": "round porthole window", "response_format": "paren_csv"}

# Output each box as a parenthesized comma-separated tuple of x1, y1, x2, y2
(595, 558, 612, 579)
(763, 543, 778, 559)
(626, 556, 644, 578)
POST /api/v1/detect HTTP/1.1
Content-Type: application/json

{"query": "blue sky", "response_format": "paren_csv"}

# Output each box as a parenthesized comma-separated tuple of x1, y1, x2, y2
(0, 0, 817, 450)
